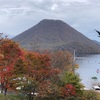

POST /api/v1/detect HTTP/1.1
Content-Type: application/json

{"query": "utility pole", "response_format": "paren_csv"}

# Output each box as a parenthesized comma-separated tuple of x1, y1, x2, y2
(72, 50, 76, 73)
(0, 33, 4, 58)
(0, 33, 3, 38)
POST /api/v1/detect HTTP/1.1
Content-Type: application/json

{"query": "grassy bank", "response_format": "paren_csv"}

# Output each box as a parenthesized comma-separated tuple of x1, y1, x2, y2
(0, 90, 100, 100)
(0, 94, 27, 100)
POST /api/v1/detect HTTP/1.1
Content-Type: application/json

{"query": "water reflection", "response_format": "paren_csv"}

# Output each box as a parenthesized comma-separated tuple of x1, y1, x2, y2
(76, 54, 100, 89)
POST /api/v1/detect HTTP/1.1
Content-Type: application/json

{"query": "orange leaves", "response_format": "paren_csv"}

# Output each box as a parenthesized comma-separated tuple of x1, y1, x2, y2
(0, 39, 26, 94)
(25, 52, 60, 82)
(0, 39, 24, 60)
(21, 52, 61, 97)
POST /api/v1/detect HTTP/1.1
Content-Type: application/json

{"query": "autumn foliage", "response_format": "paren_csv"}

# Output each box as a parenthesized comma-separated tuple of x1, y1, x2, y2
(0, 37, 83, 99)
(0, 38, 25, 94)
(62, 84, 76, 97)
(0, 38, 60, 97)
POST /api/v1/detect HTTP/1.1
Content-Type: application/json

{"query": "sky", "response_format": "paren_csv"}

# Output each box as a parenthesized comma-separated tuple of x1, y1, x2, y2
(0, 0, 100, 41)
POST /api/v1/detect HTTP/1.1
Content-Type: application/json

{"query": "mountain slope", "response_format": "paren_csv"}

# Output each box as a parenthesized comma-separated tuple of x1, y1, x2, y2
(12, 19, 100, 54)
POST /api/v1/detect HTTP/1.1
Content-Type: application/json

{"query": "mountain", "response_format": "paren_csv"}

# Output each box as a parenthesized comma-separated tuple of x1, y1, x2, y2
(12, 19, 100, 54)
(93, 40, 100, 45)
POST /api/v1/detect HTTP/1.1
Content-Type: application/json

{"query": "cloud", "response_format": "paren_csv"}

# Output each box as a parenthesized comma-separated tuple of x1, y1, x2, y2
(0, 0, 100, 41)
(0, 0, 90, 16)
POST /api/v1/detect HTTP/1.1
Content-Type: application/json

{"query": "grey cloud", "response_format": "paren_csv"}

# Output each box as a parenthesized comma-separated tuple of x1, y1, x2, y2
(0, 0, 100, 41)
(0, 11, 6, 15)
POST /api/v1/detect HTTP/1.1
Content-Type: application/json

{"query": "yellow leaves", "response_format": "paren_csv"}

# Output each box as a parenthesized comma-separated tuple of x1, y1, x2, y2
(74, 64, 79, 69)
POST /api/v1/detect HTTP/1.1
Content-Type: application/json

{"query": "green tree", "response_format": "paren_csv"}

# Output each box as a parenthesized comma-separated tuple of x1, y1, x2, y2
(61, 72, 84, 98)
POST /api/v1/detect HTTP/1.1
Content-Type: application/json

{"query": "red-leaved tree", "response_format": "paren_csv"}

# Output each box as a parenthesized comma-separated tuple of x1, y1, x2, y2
(62, 84, 76, 97)
(0, 39, 24, 95)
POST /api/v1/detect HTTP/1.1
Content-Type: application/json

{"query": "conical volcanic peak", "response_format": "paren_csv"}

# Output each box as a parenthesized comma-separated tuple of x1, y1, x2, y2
(12, 19, 100, 54)
(37, 19, 68, 28)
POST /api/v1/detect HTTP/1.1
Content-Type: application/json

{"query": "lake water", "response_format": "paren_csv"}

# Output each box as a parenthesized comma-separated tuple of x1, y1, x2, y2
(76, 54, 100, 89)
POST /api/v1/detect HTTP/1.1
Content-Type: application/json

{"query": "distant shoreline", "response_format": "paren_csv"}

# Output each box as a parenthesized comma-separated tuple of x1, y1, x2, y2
(76, 53, 100, 57)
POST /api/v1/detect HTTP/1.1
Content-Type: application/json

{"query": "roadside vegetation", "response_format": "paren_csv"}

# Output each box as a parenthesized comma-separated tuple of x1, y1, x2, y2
(0, 35, 100, 100)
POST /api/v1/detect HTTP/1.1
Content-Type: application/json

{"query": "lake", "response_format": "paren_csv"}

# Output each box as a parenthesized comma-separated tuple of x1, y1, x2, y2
(75, 54, 100, 89)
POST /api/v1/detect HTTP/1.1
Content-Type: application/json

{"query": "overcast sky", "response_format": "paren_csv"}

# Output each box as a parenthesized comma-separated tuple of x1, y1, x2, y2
(0, 0, 100, 41)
